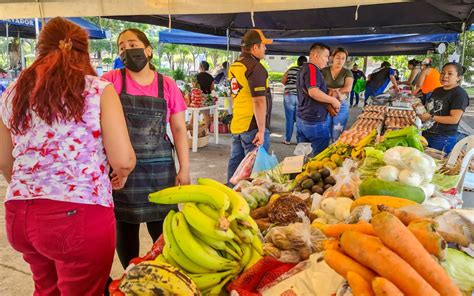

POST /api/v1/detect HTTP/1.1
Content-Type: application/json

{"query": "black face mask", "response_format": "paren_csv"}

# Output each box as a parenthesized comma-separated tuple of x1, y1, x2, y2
(120, 48, 149, 72)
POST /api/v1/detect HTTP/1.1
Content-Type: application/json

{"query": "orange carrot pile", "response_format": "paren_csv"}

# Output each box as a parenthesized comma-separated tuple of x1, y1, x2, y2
(347, 271, 374, 296)
(372, 212, 461, 296)
(323, 211, 462, 296)
(324, 249, 376, 282)
(322, 221, 375, 238)
(372, 277, 403, 296)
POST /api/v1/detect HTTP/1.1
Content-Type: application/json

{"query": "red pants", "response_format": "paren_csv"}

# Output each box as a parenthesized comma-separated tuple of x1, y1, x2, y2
(5, 199, 116, 296)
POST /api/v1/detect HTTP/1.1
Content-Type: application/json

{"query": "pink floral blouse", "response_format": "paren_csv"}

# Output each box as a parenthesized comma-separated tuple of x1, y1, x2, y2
(0, 76, 113, 207)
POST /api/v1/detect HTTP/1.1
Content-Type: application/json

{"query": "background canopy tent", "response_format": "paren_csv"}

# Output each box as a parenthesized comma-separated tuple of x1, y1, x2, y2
(159, 29, 459, 56)
(0, 1, 472, 37)
(0, 18, 108, 39)
(111, 0, 474, 38)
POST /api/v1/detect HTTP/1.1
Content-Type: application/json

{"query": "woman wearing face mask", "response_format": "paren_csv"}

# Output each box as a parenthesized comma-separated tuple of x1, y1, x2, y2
(321, 47, 353, 142)
(419, 62, 469, 154)
(102, 28, 189, 269)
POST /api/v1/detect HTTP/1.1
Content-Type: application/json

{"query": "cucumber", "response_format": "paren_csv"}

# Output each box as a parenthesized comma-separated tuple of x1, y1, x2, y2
(359, 178, 425, 203)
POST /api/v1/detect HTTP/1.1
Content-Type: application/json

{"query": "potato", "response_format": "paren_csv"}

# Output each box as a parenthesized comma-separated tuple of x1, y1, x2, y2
(320, 197, 337, 215)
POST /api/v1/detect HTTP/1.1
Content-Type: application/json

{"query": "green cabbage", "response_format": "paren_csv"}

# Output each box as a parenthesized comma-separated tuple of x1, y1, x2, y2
(432, 173, 459, 191)
(441, 248, 474, 294)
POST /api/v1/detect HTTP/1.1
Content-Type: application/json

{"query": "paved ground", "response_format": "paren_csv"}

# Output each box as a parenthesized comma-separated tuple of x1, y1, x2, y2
(0, 93, 472, 294)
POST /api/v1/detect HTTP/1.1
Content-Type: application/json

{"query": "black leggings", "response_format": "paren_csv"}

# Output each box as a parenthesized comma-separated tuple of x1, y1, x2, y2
(115, 220, 164, 269)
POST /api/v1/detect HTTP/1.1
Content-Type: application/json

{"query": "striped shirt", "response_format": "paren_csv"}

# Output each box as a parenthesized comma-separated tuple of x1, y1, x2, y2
(284, 66, 302, 95)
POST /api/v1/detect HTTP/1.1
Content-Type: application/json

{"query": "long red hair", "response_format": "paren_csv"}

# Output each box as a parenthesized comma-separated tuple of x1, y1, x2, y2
(10, 17, 96, 135)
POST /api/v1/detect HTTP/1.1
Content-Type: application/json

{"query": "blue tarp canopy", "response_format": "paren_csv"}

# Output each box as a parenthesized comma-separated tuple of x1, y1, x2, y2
(159, 29, 460, 56)
(112, 1, 473, 38)
(0, 18, 108, 39)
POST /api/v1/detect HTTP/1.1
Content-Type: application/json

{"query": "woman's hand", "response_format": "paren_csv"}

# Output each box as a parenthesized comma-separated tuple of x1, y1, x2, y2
(110, 171, 128, 190)
(420, 112, 432, 122)
(175, 168, 191, 186)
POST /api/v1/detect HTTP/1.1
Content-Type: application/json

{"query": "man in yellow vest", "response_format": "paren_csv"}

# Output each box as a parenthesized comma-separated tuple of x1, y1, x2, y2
(227, 29, 273, 183)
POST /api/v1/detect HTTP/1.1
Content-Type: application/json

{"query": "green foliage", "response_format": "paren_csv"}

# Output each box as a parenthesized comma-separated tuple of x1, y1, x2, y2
(268, 72, 284, 82)
(173, 68, 186, 81)
(102, 57, 113, 65)
(157, 67, 174, 77)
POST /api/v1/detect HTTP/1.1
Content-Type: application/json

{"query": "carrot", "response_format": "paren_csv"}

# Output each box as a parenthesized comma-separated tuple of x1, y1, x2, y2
(323, 239, 341, 251)
(371, 277, 403, 296)
(408, 228, 446, 260)
(347, 271, 375, 296)
(340, 231, 438, 296)
(408, 219, 438, 232)
(324, 249, 376, 282)
(372, 212, 461, 296)
(376, 204, 424, 225)
(322, 221, 375, 238)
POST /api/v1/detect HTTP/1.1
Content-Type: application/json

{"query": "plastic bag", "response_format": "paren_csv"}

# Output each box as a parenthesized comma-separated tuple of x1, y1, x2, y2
(353, 78, 366, 94)
(252, 146, 278, 176)
(294, 142, 313, 156)
(233, 179, 253, 192)
(264, 212, 325, 263)
(230, 148, 258, 185)
(242, 186, 272, 208)
(259, 253, 345, 296)
(323, 159, 360, 199)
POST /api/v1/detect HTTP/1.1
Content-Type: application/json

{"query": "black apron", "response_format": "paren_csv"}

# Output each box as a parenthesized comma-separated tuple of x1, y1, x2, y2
(113, 68, 177, 223)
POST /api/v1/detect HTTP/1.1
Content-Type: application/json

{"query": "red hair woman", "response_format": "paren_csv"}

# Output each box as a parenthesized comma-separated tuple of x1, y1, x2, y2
(0, 17, 136, 294)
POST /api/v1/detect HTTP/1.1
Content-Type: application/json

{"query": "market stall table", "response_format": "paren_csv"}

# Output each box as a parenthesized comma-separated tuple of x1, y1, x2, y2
(188, 104, 219, 152)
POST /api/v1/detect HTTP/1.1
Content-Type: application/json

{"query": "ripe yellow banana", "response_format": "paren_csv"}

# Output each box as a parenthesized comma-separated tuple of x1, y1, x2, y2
(239, 243, 252, 271)
(120, 261, 200, 295)
(230, 220, 254, 244)
(203, 274, 235, 296)
(244, 246, 263, 272)
(161, 243, 179, 268)
(192, 229, 241, 261)
(154, 254, 168, 265)
(181, 202, 235, 241)
(163, 211, 212, 274)
(172, 212, 239, 271)
(239, 215, 260, 233)
(188, 269, 237, 290)
(251, 234, 264, 256)
(197, 203, 221, 220)
(226, 239, 243, 257)
(149, 185, 230, 215)
(197, 178, 250, 222)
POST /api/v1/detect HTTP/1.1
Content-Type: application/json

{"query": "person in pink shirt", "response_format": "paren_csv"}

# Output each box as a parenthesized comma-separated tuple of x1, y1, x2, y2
(0, 18, 136, 295)
(102, 28, 190, 269)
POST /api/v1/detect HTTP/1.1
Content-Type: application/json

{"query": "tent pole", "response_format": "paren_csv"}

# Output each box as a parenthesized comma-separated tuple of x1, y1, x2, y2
(226, 27, 231, 71)
(363, 56, 368, 74)
(20, 34, 25, 70)
(460, 30, 467, 66)
(6, 23, 9, 70)
(35, 18, 40, 38)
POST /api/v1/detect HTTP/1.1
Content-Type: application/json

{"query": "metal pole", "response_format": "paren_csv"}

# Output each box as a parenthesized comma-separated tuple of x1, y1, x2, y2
(461, 30, 467, 66)
(20, 35, 25, 70)
(6, 23, 9, 70)
(35, 18, 40, 38)
(226, 28, 231, 65)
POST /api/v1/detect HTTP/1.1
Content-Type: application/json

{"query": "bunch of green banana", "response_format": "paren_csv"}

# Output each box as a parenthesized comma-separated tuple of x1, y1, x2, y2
(148, 178, 265, 294)
(119, 261, 200, 296)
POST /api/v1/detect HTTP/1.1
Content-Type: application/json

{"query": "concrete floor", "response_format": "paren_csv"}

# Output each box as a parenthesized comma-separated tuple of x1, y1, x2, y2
(0, 94, 472, 295)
